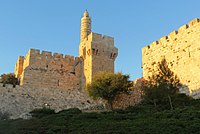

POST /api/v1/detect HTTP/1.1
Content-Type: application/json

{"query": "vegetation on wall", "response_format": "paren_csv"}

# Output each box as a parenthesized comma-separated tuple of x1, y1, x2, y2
(0, 73, 18, 87)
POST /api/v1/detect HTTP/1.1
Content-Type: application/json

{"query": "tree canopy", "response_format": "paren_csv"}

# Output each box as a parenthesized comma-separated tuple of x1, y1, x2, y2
(0, 73, 18, 87)
(86, 72, 132, 110)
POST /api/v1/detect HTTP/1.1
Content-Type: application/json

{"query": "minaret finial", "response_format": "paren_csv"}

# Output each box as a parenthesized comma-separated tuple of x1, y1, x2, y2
(84, 10, 89, 17)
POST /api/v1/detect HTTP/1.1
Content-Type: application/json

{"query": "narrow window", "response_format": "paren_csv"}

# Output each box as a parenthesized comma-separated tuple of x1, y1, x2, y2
(83, 47, 86, 57)
(92, 48, 95, 54)
(58, 80, 60, 86)
(61, 64, 63, 68)
(113, 53, 116, 58)
(110, 53, 113, 58)
(96, 49, 98, 55)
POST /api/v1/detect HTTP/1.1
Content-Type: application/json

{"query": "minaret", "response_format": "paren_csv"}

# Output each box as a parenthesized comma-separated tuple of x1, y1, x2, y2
(79, 10, 118, 85)
(80, 10, 91, 42)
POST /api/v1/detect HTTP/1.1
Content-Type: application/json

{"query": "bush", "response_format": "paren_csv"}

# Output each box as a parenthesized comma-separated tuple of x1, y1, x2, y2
(87, 72, 132, 110)
(30, 108, 55, 118)
(0, 73, 19, 87)
(57, 108, 82, 115)
(0, 111, 10, 120)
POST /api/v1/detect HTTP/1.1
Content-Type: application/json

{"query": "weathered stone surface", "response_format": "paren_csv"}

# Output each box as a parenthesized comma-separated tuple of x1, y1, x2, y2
(142, 18, 200, 96)
(0, 84, 100, 119)
(112, 89, 142, 109)
(14, 49, 84, 90)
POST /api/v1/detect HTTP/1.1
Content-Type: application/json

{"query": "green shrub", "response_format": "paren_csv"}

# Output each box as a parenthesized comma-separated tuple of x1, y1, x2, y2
(0, 111, 9, 120)
(87, 72, 132, 110)
(0, 73, 19, 87)
(30, 108, 55, 118)
(57, 108, 82, 115)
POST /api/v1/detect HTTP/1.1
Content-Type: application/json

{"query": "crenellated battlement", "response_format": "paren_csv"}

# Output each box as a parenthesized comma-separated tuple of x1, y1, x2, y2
(86, 32, 114, 46)
(29, 48, 40, 55)
(42, 51, 52, 57)
(27, 49, 80, 64)
(143, 18, 200, 51)
(18, 56, 25, 59)
(188, 18, 200, 26)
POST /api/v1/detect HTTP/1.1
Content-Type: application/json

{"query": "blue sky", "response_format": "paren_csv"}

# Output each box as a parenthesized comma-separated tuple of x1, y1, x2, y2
(0, 0, 200, 80)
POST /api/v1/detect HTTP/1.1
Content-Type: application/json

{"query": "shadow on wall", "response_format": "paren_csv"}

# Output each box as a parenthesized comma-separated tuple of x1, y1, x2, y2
(112, 89, 143, 109)
(112, 58, 192, 109)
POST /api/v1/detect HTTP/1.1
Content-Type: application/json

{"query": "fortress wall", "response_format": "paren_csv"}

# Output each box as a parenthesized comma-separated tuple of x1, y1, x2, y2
(22, 67, 81, 90)
(142, 18, 200, 94)
(0, 83, 100, 119)
(16, 49, 84, 90)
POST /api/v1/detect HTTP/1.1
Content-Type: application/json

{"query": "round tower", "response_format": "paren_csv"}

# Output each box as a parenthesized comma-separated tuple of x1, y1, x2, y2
(80, 10, 91, 42)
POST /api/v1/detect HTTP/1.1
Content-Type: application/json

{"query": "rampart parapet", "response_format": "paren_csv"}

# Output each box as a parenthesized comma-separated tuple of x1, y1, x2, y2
(25, 49, 81, 67)
(143, 18, 200, 51)
(86, 32, 114, 46)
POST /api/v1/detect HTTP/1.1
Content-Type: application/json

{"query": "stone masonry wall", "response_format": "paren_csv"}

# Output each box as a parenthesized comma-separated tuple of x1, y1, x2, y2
(142, 18, 200, 95)
(79, 32, 118, 84)
(90, 33, 118, 76)
(15, 49, 84, 90)
(112, 89, 142, 109)
(0, 83, 101, 119)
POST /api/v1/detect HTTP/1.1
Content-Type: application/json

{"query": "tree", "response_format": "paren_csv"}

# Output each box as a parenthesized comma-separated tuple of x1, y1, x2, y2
(0, 73, 19, 87)
(142, 59, 182, 110)
(87, 72, 132, 110)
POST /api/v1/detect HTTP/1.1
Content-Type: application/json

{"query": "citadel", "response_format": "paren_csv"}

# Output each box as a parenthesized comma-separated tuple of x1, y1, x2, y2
(14, 10, 118, 90)
(1, 11, 200, 118)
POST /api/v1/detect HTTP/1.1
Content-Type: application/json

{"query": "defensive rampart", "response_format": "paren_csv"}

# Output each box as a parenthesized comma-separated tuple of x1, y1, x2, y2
(15, 49, 84, 90)
(142, 18, 200, 94)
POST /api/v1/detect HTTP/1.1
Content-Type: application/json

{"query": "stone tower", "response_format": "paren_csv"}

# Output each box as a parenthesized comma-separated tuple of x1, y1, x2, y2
(80, 10, 91, 42)
(79, 10, 118, 84)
